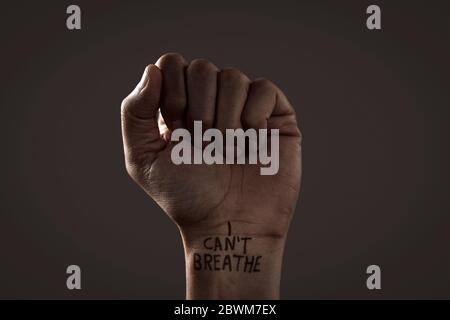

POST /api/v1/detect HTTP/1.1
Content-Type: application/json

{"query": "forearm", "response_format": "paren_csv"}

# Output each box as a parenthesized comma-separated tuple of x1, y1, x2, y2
(180, 221, 286, 300)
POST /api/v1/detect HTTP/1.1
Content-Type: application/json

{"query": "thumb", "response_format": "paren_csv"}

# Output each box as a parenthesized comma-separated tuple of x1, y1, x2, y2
(121, 65, 165, 174)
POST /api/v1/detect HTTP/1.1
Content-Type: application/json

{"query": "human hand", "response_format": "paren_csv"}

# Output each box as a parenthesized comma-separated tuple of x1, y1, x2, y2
(121, 53, 302, 299)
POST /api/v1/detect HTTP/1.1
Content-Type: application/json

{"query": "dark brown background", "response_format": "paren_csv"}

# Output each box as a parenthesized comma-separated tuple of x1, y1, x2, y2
(0, 0, 449, 299)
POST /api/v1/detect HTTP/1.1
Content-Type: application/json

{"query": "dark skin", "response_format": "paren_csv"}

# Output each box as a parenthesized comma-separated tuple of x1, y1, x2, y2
(121, 53, 302, 299)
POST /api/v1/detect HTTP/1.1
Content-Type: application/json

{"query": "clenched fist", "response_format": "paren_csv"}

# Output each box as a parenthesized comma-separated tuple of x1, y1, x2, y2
(121, 53, 302, 299)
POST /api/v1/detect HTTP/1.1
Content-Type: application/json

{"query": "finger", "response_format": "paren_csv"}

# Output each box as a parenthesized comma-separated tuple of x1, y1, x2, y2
(215, 67, 250, 132)
(242, 78, 299, 136)
(269, 88, 301, 137)
(121, 64, 165, 172)
(241, 79, 276, 130)
(156, 52, 188, 131)
(186, 58, 218, 132)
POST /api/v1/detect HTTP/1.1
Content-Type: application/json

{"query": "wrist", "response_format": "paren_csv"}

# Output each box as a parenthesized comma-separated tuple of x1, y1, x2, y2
(179, 220, 287, 299)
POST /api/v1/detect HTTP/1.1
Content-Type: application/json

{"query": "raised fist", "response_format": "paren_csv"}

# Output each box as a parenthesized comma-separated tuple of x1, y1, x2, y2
(121, 53, 302, 299)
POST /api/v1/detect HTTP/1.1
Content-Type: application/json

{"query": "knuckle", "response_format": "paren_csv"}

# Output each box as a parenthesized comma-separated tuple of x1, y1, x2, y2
(221, 67, 249, 83)
(188, 58, 218, 74)
(252, 78, 277, 92)
(157, 52, 187, 69)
